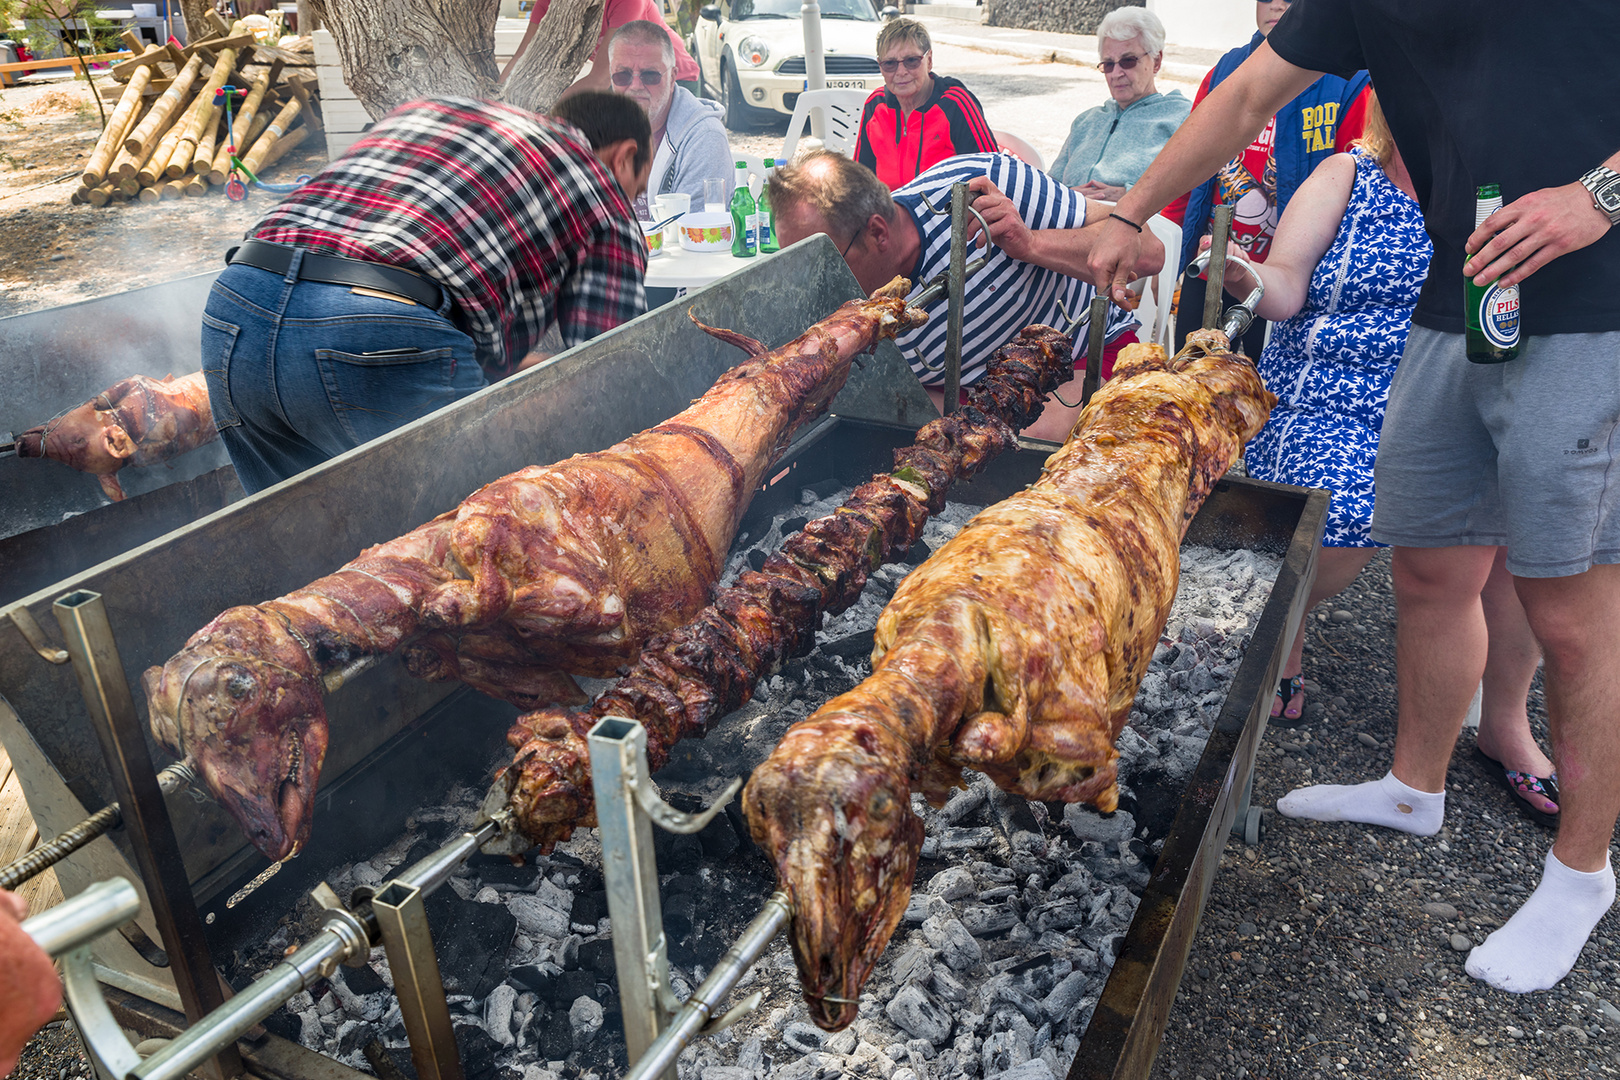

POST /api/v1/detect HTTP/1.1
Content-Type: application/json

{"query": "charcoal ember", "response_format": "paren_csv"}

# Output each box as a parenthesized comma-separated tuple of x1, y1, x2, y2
(924, 867, 975, 901)
(1064, 806, 1135, 846)
(664, 872, 704, 895)
(746, 548, 768, 572)
(570, 996, 605, 1046)
(803, 478, 843, 501)
(509, 964, 556, 997)
(553, 934, 581, 969)
(1041, 971, 1090, 1025)
(341, 962, 387, 996)
(820, 626, 876, 660)
(578, 938, 617, 978)
(485, 983, 518, 1046)
(652, 827, 703, 868)
(329, 968, 385, 1020)
(697, 812, 740, 858)
(782, 1020, 828, 1054)
(453, 1021, 500, 1080)
(570, 889, 607, 926)
(424, 888, 516, 998)
(923, 912, 982, 971)
(536, 1011, 574, 1060)
(885, 985, 954, 1046)
(297, 1010, 324, 1048)
(334, 1019, 375, 1056)
(903, 539, 932, 565)
(989, 981, 1045, 1025)
(1026, 899, 1085, 934)
(540, 967, 597, 1006)
(981, 1029, 1029, 1076)
(891, 944, 937, 986)
(938, 782, 989, 826)
(508, 894, 570, 939)
(663, 892, 698, 941)
(534, 876, 573, 913)
(961, 905, 1019, 937)
(780, 516, 808, 536)
(903, 893, 931, 923)
(468, 851, 535, 888)
(259, 1007, 302, 1045)
(986, 1061, 1056, 1080)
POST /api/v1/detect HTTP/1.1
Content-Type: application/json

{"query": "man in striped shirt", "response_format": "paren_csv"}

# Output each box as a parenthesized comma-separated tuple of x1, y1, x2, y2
(205, 93, 651, 493)
(772, 150, 1158, 442)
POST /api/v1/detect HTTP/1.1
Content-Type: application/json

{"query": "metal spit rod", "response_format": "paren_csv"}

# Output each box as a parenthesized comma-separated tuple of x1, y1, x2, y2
(22, 878, 141, 959)
(624, 891, 793, 1080)
(92, 817, 504, 1080)
(1202, 204, 1235, 332)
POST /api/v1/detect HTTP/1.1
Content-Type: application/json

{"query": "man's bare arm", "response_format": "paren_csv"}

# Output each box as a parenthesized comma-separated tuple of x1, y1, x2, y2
(1089, 42, 1325, 302)
(965, 177, 1162, 284)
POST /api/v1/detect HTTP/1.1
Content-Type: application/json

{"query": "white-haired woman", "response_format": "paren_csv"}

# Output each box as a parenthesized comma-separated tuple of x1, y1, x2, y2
(1049, 7, 1189, 202)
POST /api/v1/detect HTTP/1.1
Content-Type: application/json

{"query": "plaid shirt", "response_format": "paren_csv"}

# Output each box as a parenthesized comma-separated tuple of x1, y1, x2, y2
(252, 97, 646, 380)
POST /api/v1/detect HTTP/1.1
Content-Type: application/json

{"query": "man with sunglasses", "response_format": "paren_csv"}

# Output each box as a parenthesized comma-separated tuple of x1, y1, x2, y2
(501, 0, 701, 97)
(607, 20, 732, 218)
(853, 17, 997, 189)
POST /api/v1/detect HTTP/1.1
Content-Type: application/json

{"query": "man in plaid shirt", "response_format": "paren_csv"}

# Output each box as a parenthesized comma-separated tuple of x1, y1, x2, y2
(203, 91, 651, 493)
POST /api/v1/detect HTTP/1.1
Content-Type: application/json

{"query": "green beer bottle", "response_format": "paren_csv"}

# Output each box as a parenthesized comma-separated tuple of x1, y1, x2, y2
(759, 158, 779, 253)
(1465, 184, 1521, 363)
(730, 161, 756, 258)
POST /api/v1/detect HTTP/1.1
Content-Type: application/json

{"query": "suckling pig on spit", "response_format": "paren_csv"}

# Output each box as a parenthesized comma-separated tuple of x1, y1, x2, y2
(14, 371, 217, 500)
(742, 331, 1275, 1030)
(142, 282, 926, 861)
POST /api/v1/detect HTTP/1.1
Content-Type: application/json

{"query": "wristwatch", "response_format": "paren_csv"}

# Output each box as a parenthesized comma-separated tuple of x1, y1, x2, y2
(1578, 164, 1620, 225)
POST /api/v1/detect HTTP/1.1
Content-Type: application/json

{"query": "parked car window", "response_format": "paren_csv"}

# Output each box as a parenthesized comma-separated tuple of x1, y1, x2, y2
(732, 0, 877, 21)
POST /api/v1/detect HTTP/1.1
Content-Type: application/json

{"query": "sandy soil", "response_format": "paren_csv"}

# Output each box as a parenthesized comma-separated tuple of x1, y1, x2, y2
(0, 74, 328, 319)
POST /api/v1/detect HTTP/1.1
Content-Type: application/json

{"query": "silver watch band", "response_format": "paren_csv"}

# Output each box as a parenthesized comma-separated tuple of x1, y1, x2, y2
(1579, 164, 1620, 225)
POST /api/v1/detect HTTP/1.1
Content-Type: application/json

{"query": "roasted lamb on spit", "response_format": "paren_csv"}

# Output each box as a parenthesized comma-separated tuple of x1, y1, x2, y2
(142, 282, 925, 860)
(742, 331, 1275, 1030)
(13, 371, 216, 500)
(495, 324, 1074, 849)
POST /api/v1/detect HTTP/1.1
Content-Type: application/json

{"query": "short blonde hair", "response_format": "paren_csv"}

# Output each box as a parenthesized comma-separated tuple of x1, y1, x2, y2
(876, 17, 930, 59)
(771, 149, 895, 239)
(1350, 90, 1394, 168)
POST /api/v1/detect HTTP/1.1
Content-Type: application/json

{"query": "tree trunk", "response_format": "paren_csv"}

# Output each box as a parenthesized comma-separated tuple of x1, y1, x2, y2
(177, 0, 210, 45)
(316, 0, 504, 120)
(501, 0, 604, 115)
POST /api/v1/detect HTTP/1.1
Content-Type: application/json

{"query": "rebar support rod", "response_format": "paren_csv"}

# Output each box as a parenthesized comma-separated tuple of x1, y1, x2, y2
(944, 181, 969, 414)
(1202, 204, 1234, 332)
(624, 892, 793, 1080)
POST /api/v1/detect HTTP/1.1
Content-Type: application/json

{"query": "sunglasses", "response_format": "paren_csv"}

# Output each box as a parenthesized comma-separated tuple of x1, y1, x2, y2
(1097, 54, 1144, 73)
(611, 67, 664, 87)
(878, 54, 926, 74)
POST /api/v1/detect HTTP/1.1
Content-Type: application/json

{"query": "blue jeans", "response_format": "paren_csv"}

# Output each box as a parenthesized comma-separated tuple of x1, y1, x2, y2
(201, 254, 487, 493)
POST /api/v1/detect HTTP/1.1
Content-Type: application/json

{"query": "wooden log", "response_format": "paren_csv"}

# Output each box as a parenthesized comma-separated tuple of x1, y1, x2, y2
(84, 48, 163, 186)
(184, 171, 210, 196)
(207, 70, 276, 183)
(239, 98, 302, 177)
(86, 180, 117, 206)
(123, 52, 205, 156)
(161, 176, 187, 200)
(101, 77, 172, 102)
(170, 26, 245, 177)
(191, 107, 227, 176)
(286, 76, 321, 133)
(111, 111, 166, 182)
(257, 123, 310, 171)
(138, 183, 162, 203)
(143, 89, 209, 185)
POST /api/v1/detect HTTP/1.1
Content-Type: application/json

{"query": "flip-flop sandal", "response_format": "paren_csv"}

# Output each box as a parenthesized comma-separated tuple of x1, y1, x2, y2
(1272, 675, 1306, 726)
(1473, 745, 1560, 828)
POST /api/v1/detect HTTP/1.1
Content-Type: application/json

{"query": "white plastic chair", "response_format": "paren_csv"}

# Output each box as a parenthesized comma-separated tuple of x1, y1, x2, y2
(779, 88, 868, 161)
(991, 131, 1044, 172)
(1138, 214, 1182, 351)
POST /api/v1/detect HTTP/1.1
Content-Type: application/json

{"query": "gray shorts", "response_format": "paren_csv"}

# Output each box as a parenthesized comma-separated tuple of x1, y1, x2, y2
(1370, 326, 1620, 578)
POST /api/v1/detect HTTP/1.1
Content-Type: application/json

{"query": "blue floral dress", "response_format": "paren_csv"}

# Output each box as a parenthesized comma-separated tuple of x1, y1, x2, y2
(1245, 147, 1432, 547)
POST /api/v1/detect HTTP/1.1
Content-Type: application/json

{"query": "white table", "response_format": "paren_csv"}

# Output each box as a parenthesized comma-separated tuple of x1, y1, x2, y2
(644, 243, 780, 296)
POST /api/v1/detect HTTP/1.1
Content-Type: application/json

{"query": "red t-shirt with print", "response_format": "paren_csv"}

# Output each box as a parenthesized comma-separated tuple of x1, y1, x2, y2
(530, 0, 701, 83)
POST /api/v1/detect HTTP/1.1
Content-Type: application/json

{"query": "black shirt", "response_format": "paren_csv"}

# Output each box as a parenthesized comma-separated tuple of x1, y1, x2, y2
(1268, 0, 1620, 335)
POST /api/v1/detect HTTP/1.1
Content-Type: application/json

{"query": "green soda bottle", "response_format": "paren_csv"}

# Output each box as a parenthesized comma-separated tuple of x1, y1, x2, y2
(729, 161, 756, 258)
(1465, 184, 1522, 363)
(759, 158, 779, 253)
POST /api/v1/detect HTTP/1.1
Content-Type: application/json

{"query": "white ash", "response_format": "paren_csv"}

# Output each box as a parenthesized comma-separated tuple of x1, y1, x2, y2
(265, 484, 1277, 1080)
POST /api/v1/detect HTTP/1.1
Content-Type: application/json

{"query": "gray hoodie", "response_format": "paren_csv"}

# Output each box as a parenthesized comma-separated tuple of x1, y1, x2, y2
(639, 88, 733, 216)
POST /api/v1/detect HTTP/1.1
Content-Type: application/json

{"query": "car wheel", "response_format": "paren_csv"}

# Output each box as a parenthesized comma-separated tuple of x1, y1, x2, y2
(721, 58, 768, 131)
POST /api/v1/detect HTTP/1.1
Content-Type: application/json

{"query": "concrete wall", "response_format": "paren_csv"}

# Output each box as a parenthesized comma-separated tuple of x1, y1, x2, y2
(1146, 0, 1255, 51)
(984, 0, 1140, 36)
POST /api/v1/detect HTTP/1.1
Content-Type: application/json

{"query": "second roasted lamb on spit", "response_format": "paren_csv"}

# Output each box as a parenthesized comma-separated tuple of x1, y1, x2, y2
(742, 331, 1276, 1030)
(142, 282, 925, 860)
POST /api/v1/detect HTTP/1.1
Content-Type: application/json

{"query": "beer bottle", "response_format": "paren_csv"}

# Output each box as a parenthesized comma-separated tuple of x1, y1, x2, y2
(1465, 184, 1521, 363)
(730, 161, 756, 258)
(759, 158, 779, 253)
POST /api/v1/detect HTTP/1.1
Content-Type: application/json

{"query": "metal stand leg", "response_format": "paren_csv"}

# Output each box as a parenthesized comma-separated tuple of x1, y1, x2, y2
(52, 589, 242, 1080)
(372, 882, 464, 1080)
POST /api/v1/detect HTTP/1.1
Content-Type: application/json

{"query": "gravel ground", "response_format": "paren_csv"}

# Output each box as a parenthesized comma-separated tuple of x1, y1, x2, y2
(1150, 549, 1620, 1080)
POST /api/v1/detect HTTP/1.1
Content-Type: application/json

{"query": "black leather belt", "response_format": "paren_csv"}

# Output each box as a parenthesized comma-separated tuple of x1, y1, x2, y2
(225, 239, 444, 309)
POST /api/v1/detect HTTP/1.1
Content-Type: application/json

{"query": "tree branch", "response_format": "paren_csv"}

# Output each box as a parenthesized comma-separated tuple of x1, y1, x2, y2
(501, 0, 604, 115)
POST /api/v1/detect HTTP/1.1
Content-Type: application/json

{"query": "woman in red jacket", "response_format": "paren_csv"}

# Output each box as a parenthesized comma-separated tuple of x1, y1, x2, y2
(853, 18, 997, 188)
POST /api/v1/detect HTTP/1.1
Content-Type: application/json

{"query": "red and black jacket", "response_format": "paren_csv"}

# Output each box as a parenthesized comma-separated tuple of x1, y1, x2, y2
(854, 75, 998, 188)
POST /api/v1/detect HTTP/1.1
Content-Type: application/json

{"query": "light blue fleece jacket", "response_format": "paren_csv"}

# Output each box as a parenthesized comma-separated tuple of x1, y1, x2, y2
(1049, 89, 1190, 191)
(650, 87, 733, 207)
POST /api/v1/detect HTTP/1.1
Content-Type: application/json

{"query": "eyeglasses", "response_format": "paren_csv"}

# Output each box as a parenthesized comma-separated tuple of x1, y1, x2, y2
(611, 67, 664, 87)
(840, 223, 866, 259)
(1097, 54, 1144, 73)
(878, 54, 926, 74)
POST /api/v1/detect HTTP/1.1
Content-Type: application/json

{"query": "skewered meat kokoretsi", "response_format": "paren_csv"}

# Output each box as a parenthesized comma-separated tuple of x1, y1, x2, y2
(743, 331, 1276, 1031)
(14, 371, 217, 500)
(498, 325, 1075, 849)
(142, 282, 926, 861)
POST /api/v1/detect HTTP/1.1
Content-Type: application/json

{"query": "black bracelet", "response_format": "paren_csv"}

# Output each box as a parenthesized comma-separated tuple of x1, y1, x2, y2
(1107, 212, 1144, 233)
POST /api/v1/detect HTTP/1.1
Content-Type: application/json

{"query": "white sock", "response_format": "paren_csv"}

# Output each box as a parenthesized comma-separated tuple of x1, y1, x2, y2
(1466, 849, 1616, 993)
(1275, 770, 1444, 835)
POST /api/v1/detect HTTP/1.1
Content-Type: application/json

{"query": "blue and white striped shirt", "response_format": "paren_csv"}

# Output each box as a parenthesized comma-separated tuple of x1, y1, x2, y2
(893, 153, 1137, 387)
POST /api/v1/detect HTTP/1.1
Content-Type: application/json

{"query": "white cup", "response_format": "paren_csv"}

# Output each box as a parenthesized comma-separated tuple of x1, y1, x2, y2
(655, 193, 691, 243)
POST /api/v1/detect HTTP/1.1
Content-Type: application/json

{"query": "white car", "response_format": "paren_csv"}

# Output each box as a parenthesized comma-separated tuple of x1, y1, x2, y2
(691, 0, 895, 129)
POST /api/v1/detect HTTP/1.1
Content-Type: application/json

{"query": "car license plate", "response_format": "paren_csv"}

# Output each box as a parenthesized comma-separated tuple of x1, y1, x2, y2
(806, 78, 868, 90)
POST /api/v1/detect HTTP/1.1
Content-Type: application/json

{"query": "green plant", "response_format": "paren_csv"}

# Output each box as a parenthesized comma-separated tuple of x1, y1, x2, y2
(10, 0, 115, 130)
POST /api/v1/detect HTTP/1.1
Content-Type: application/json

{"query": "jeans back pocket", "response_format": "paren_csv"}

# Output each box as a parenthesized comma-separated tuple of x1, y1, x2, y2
(313, 347, 465, 447)
(199, 309, 243, 430)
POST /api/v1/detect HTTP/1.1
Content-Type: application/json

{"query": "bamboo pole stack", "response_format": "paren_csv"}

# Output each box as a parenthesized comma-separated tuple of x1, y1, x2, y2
(66, 26, 319, 210)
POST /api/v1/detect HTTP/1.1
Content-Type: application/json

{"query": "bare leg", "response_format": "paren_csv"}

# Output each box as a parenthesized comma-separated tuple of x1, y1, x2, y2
(1274, 546, 1377, 718)
(1465, 563, 1620, 992)
(1388, 544, 1498, 792)
(1475, 547, 1553, 776)
(1277, 544, 1494, 832)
